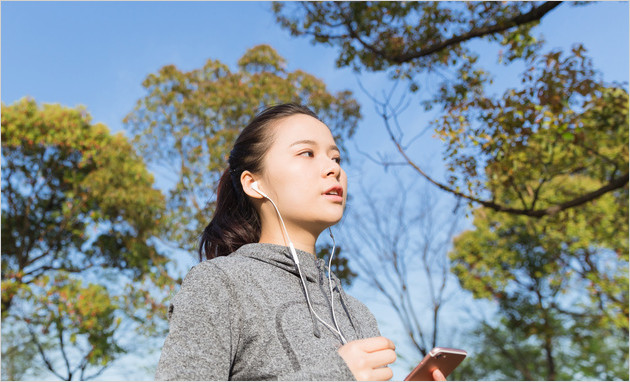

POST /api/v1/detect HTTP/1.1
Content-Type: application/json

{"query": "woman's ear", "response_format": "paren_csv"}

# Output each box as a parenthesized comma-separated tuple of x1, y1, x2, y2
(241, 171, 264, 199)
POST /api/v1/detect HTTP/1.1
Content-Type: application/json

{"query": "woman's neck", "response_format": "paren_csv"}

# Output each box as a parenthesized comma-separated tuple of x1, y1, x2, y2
(258, 224, 319, 256)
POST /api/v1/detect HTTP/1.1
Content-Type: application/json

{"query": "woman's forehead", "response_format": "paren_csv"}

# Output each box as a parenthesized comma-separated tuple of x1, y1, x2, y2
(271, 114, 335, 147)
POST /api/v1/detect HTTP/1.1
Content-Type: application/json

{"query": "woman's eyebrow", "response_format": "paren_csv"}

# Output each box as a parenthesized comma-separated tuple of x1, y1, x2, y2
(290, 139, 340, 153)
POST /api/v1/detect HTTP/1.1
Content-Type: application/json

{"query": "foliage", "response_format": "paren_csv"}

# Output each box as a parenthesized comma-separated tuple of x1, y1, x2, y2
(452, 312, 629, 381)
(123, 44, 362, 251)
(366, 45, 628, 221)
(449, 173, 628, 380)
(11, 273, 124, 380)
(273, 1, 561, 80)
(1, 98, 173, 380)
(428, 46, 629, 217)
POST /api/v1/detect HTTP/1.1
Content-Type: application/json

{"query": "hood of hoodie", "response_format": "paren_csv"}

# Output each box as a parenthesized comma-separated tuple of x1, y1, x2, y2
(233, 242, 338, 285)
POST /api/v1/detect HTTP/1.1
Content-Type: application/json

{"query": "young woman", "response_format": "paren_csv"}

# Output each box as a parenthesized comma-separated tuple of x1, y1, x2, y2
(154, 104, 445, 381)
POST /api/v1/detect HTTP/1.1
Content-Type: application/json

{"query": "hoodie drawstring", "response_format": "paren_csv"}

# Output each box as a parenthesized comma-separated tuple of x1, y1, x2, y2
(302, 271, 321, 338)
(337, 281, 364, 339)
(318, 259, 356, 343)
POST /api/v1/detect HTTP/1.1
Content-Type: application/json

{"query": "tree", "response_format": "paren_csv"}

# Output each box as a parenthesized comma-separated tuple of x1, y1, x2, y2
(1, 98, 173, 380)
(364, 45, 629, 221)
(123, 44, 362, 253)
(342, 172, 464, 366)
(273, 2, 629, 218)
(448, 172, 628, 380)
(422, 48, 628, 217)
(13, 273, 125, 380)
(451, 310, 628, 381)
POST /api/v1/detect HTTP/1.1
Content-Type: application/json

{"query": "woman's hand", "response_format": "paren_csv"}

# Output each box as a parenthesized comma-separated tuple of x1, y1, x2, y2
(337, 336, 396, 381)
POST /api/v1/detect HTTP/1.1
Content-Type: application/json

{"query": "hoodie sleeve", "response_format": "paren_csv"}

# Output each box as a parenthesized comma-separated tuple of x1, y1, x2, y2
(276, 350, 357, 381)
(155, 261, 238, 381)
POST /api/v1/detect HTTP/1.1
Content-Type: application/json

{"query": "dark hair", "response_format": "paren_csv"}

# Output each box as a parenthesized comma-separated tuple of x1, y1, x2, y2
(199, 103, 320, 260)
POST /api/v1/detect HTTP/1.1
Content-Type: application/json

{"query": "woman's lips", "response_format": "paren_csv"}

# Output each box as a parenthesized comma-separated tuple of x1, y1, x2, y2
(323, 185, 343, 197)
(322, 185, 344, 203)
(323, 193, 344, 203)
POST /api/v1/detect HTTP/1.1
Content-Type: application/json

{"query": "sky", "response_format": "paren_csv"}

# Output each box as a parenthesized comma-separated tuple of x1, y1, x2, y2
(2, 1, 629, 381)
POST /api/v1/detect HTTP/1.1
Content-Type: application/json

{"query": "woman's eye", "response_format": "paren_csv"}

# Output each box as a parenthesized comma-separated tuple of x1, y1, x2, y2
(333, 157, 342, 164)
(299, 151, 314, 158)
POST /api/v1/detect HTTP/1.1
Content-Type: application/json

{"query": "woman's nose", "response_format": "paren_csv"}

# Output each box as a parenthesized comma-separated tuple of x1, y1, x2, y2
(323, 158, 341, 178)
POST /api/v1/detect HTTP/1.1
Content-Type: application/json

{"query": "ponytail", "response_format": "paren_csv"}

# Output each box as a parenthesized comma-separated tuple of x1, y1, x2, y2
(198, 167, 260, 260)
(198, 103, 320, 261)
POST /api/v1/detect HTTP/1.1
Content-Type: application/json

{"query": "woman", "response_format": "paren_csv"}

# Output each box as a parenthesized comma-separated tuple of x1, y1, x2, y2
(155, 104, 445, 381)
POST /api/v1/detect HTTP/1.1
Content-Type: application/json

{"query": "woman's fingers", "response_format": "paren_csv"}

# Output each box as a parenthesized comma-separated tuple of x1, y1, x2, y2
(361, 336, 396, 353)
(432, 368, 446, 381)
(337, 337, 397, 381)
(367, 348, 397, 368)
(371, 366, 394, 381)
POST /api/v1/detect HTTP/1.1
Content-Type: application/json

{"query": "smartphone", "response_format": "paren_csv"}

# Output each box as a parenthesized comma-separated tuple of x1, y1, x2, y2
(404, 347, 467, 381)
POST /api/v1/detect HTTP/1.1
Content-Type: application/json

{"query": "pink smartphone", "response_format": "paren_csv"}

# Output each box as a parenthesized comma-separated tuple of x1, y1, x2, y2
(404, 347, 467, 381)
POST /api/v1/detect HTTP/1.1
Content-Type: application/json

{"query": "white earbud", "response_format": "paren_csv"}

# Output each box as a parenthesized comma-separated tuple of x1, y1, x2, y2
(250, 181, 298, 264)
(251, 181, 266, 198)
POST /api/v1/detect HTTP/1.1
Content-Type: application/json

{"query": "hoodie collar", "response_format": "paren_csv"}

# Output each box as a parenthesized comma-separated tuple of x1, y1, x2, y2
(234, 242, 353, 342)
(234, 242, 330, 283)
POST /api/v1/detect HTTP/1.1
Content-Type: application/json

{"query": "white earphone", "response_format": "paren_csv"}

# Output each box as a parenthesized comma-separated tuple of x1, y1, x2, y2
(249, 180, 347, 344)
(251, 181, 299, 264)
(251, 181, 267, 198)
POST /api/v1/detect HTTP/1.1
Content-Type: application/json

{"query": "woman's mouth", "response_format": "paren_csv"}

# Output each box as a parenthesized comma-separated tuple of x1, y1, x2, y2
(323, 186, 344, 203)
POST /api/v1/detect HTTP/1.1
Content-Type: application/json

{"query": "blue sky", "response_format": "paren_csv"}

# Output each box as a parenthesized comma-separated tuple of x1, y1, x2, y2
(2, 1, 629, 380)
(3, 1, 628, 156)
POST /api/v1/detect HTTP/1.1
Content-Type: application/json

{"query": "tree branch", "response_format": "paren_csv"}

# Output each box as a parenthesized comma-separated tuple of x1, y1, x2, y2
(25, 319, 66, 381)
(328, 2, 562, 66)
(383, 114, 629, 217)
(56, 318, 73, 380)
(390, 2, 563, 64)
(82, 365, 109, 381)
(336, 2, 388, 60)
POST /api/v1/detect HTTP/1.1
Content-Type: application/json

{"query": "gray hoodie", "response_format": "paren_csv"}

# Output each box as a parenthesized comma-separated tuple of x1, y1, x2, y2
(155, 243, 381, 381)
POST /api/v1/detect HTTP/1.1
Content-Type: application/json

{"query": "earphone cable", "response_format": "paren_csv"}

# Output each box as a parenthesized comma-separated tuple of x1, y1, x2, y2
(264, 195, 347, 344)
(328, 228, 346, 344)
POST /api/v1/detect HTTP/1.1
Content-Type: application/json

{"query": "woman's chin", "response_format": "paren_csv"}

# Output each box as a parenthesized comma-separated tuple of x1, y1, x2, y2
(315, 215, 344, 231)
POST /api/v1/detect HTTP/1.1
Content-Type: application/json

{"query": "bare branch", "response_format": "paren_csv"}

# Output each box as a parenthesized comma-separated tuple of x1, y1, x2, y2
(351, 140, 409, 168)
(82, 363, 109, 381)
(344, 171, 462, 360)
(56, 318, 73, 380)
(25, 320, 66, 380)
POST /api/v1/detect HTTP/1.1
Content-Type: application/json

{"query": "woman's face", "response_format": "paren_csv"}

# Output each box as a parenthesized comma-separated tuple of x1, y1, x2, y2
(257, 113, 348, 235)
